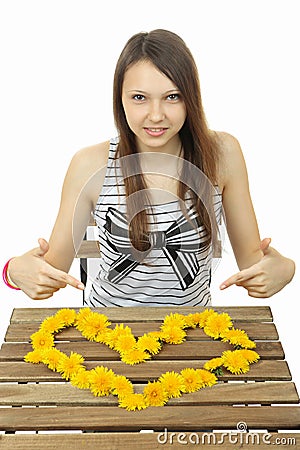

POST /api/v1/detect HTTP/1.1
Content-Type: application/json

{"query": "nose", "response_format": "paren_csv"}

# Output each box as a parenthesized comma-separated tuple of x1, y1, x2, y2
(148, 100, 165, 122)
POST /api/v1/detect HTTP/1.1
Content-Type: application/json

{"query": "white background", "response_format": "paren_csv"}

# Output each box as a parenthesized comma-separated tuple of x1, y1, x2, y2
(0, 0, 299, 395)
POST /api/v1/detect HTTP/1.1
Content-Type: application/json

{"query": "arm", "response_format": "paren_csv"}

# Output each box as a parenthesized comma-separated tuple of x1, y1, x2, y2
(8, 141, 109, 300)
(218, 132, 263, 270)
(217, 133, 295, 297)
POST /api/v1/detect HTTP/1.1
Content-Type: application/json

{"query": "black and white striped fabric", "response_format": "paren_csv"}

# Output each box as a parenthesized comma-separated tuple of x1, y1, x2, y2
(87, 137, 222, 307)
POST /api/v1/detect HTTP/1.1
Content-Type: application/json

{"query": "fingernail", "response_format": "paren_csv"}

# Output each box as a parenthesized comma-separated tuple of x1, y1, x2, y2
(219, 284, 227, 290)
(77, 283, 85, 290)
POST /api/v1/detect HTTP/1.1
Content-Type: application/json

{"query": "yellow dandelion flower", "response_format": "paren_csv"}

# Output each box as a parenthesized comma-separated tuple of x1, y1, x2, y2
(238, 349, 260, 364)
(136, 334, 162, 355)
(105, 324, 133, 349)
(163, 313, 186, 329)
(204, 312, 232, 339)
(75, 308, 93, 332)
(111, 375, 134, 397)
(40, 315, 64, 333)
(143, 381, 169, 407)
(70, 368, 91, 389)
(147, 331, 164, 339)
(181, 368, 204, 393)
(77, 312, 111, 341)
(54, 308, 77, 326)
(221, 328, 256, 349)
(94, 329, 113, 344)
(195, 369, 218, 387)
(159, 371, 186, 398)
(57, 351, 85, 380)
(88, 366, 115, 396)
(31, 330, 54, 350)
(222, 350, 250, 374)
(238, 338, 256, 349)
(203, 357, 224, 372)
(88, 311, 111, 331)
(119, 393, 147, 411)
(160, 325, 186, 344)
(24, 349, 45, 364)
(79, 325, 99, 341)
(75, 308, 92, 324)
(42, 348, 64, 371)
(121, 348, 151, 365)
(193, 309, 216, 328)
(183, 314, 198, 329)
(114, 333, 137, 354)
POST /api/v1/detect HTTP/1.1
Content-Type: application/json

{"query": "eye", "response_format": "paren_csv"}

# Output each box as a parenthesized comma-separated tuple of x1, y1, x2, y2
(167, 93, 181, 101)
(132, 94, 145, 101)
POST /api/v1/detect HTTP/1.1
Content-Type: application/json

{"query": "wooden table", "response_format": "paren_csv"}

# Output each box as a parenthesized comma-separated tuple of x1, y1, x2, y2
(0, 306, 299, 449)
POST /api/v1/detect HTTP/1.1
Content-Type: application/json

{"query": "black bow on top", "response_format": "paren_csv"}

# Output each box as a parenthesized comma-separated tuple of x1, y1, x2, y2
(104, 207, 210, 290)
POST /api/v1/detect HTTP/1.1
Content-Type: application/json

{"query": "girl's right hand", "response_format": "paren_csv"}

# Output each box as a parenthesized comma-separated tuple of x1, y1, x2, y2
(8, 238, 85, 300)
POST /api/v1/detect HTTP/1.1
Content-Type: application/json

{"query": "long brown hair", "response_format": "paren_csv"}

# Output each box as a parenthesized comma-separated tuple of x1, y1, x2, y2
(113, 29, 220, 255)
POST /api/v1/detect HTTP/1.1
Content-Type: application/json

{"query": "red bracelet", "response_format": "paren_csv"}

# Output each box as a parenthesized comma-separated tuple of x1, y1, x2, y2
(2, 259, 21, 290)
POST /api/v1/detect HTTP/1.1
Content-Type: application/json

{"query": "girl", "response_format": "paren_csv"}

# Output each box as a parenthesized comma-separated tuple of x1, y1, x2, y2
(4, 29, 295, 305)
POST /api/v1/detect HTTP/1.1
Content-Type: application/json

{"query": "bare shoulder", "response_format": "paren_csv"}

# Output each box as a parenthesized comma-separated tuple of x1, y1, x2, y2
(214, 131, 246, 190)
(61, 140, 111, 206)
(215, 131, 243, 157)
(71, 140, 110, 176)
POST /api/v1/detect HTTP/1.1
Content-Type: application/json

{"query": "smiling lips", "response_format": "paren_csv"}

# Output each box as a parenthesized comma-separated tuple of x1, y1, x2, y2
(144, 127, 168, 137)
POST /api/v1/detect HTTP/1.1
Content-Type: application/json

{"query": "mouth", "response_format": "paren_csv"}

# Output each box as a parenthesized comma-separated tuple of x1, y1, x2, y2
(144, 127, 168, 137)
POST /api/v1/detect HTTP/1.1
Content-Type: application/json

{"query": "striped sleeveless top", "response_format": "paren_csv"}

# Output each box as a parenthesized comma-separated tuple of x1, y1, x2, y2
(87, 137, 222, 307)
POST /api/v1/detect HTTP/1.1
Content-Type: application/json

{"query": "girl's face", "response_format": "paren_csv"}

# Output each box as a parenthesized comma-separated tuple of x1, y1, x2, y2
(122, 60, 187, 154)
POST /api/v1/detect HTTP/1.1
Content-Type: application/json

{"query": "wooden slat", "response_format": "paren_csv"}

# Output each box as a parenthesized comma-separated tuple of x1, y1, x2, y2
(0, 340, 285, 362)
(0, 360, 292, 383)
(4, 321, 279, 343)
(0, 382, 298, 407)
(9, 306, 273, 323)
(1, 432, 299, 450)
(1, 405, 300, 431)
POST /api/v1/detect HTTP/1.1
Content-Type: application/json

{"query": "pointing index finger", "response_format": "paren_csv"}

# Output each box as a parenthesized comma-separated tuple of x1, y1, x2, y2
(220, 266, 256, 290)
(65, 274, 85, 290)
(49, 266, 85, 290)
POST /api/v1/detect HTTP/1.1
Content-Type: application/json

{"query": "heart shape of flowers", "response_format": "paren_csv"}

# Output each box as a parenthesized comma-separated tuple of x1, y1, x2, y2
(24, 308, 260, 411)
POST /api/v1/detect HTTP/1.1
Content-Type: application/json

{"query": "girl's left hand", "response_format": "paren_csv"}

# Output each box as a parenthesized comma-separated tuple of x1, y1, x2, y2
(219, 238, 295, 298)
